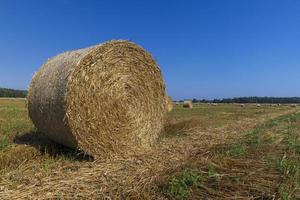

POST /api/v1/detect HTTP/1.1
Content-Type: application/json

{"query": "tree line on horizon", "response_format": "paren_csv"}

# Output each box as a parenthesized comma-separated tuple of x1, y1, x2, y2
(0, 88, 27, 98)
(186, 96, 300, 104)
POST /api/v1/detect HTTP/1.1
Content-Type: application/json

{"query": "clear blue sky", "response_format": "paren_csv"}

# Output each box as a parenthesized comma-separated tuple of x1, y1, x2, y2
(0, 0, 300, 100)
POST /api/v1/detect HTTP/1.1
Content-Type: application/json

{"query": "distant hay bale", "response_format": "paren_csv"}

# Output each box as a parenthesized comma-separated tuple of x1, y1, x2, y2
(270, 104, 279, 107)
(183, 101, 193, 108)
(166, 96, 173, 112)
(240, 104, 245, 107)
(256, 104, 261, 107)
(27, 40, 168, 158)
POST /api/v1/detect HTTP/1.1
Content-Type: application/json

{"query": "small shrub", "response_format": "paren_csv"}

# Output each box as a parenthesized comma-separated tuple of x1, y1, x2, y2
(163, 169, 200, 200)
(244, 127, 262, 146)
(0, 138, 9, 151)
(207, 166, 221, 182)
(274, 156, 297, 175)
(227, 143, 247, 157)
(284, 133, 300, 154)
(278, 185, 290, 200)
(265, 120, 279, 128)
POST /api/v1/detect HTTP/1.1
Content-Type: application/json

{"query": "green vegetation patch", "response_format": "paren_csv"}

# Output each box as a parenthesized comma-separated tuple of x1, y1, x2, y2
(160, 169, 200, 200)
(226, 142, 247, 157)
(0, 137, 9, 151)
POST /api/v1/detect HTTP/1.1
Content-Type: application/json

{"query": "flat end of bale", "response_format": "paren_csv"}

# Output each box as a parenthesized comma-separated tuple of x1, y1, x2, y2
(65, 40, 168, 157)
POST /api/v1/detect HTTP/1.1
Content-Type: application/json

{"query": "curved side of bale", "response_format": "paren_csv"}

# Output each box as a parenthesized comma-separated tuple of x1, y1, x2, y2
(27, 48, 92, 148)
(28, 40, 168, 158)
(166, 96, 173, 112)
(183, 101, 193, 108)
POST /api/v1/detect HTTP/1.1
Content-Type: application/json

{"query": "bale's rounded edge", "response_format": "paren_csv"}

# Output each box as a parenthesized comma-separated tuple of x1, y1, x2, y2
(28, 40, 168, 158)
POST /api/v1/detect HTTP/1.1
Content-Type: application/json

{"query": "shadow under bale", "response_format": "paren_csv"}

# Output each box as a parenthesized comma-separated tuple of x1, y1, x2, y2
(14, 131, 93, 162)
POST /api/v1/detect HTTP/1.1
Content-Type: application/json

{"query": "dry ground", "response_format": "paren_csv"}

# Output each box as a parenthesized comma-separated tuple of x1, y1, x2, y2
(0, 99, 299, 199)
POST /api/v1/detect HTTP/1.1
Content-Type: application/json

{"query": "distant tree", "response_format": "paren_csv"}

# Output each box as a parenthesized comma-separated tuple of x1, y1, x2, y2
(213, 99, 221, 103)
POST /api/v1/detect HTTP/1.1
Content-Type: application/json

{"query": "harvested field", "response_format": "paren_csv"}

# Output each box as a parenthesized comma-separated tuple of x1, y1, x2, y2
(0, 99, 299, 199)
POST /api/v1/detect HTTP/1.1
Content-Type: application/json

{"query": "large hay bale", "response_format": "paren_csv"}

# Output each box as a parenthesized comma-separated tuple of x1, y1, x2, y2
(183, 101, 193, 108)
(166, 96, 173, 112)
(27, 40, 167, 158)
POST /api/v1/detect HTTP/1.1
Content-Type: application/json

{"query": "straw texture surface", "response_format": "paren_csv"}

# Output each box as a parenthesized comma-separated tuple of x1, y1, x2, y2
(166, 96, 173, 112)
(28, 40, 167, 158)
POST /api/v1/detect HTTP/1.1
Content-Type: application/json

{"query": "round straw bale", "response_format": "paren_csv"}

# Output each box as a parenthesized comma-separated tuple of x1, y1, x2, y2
(183, 101, 193, 108)
(166, 96, 173, 112)
(27, 40, 167, 158)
